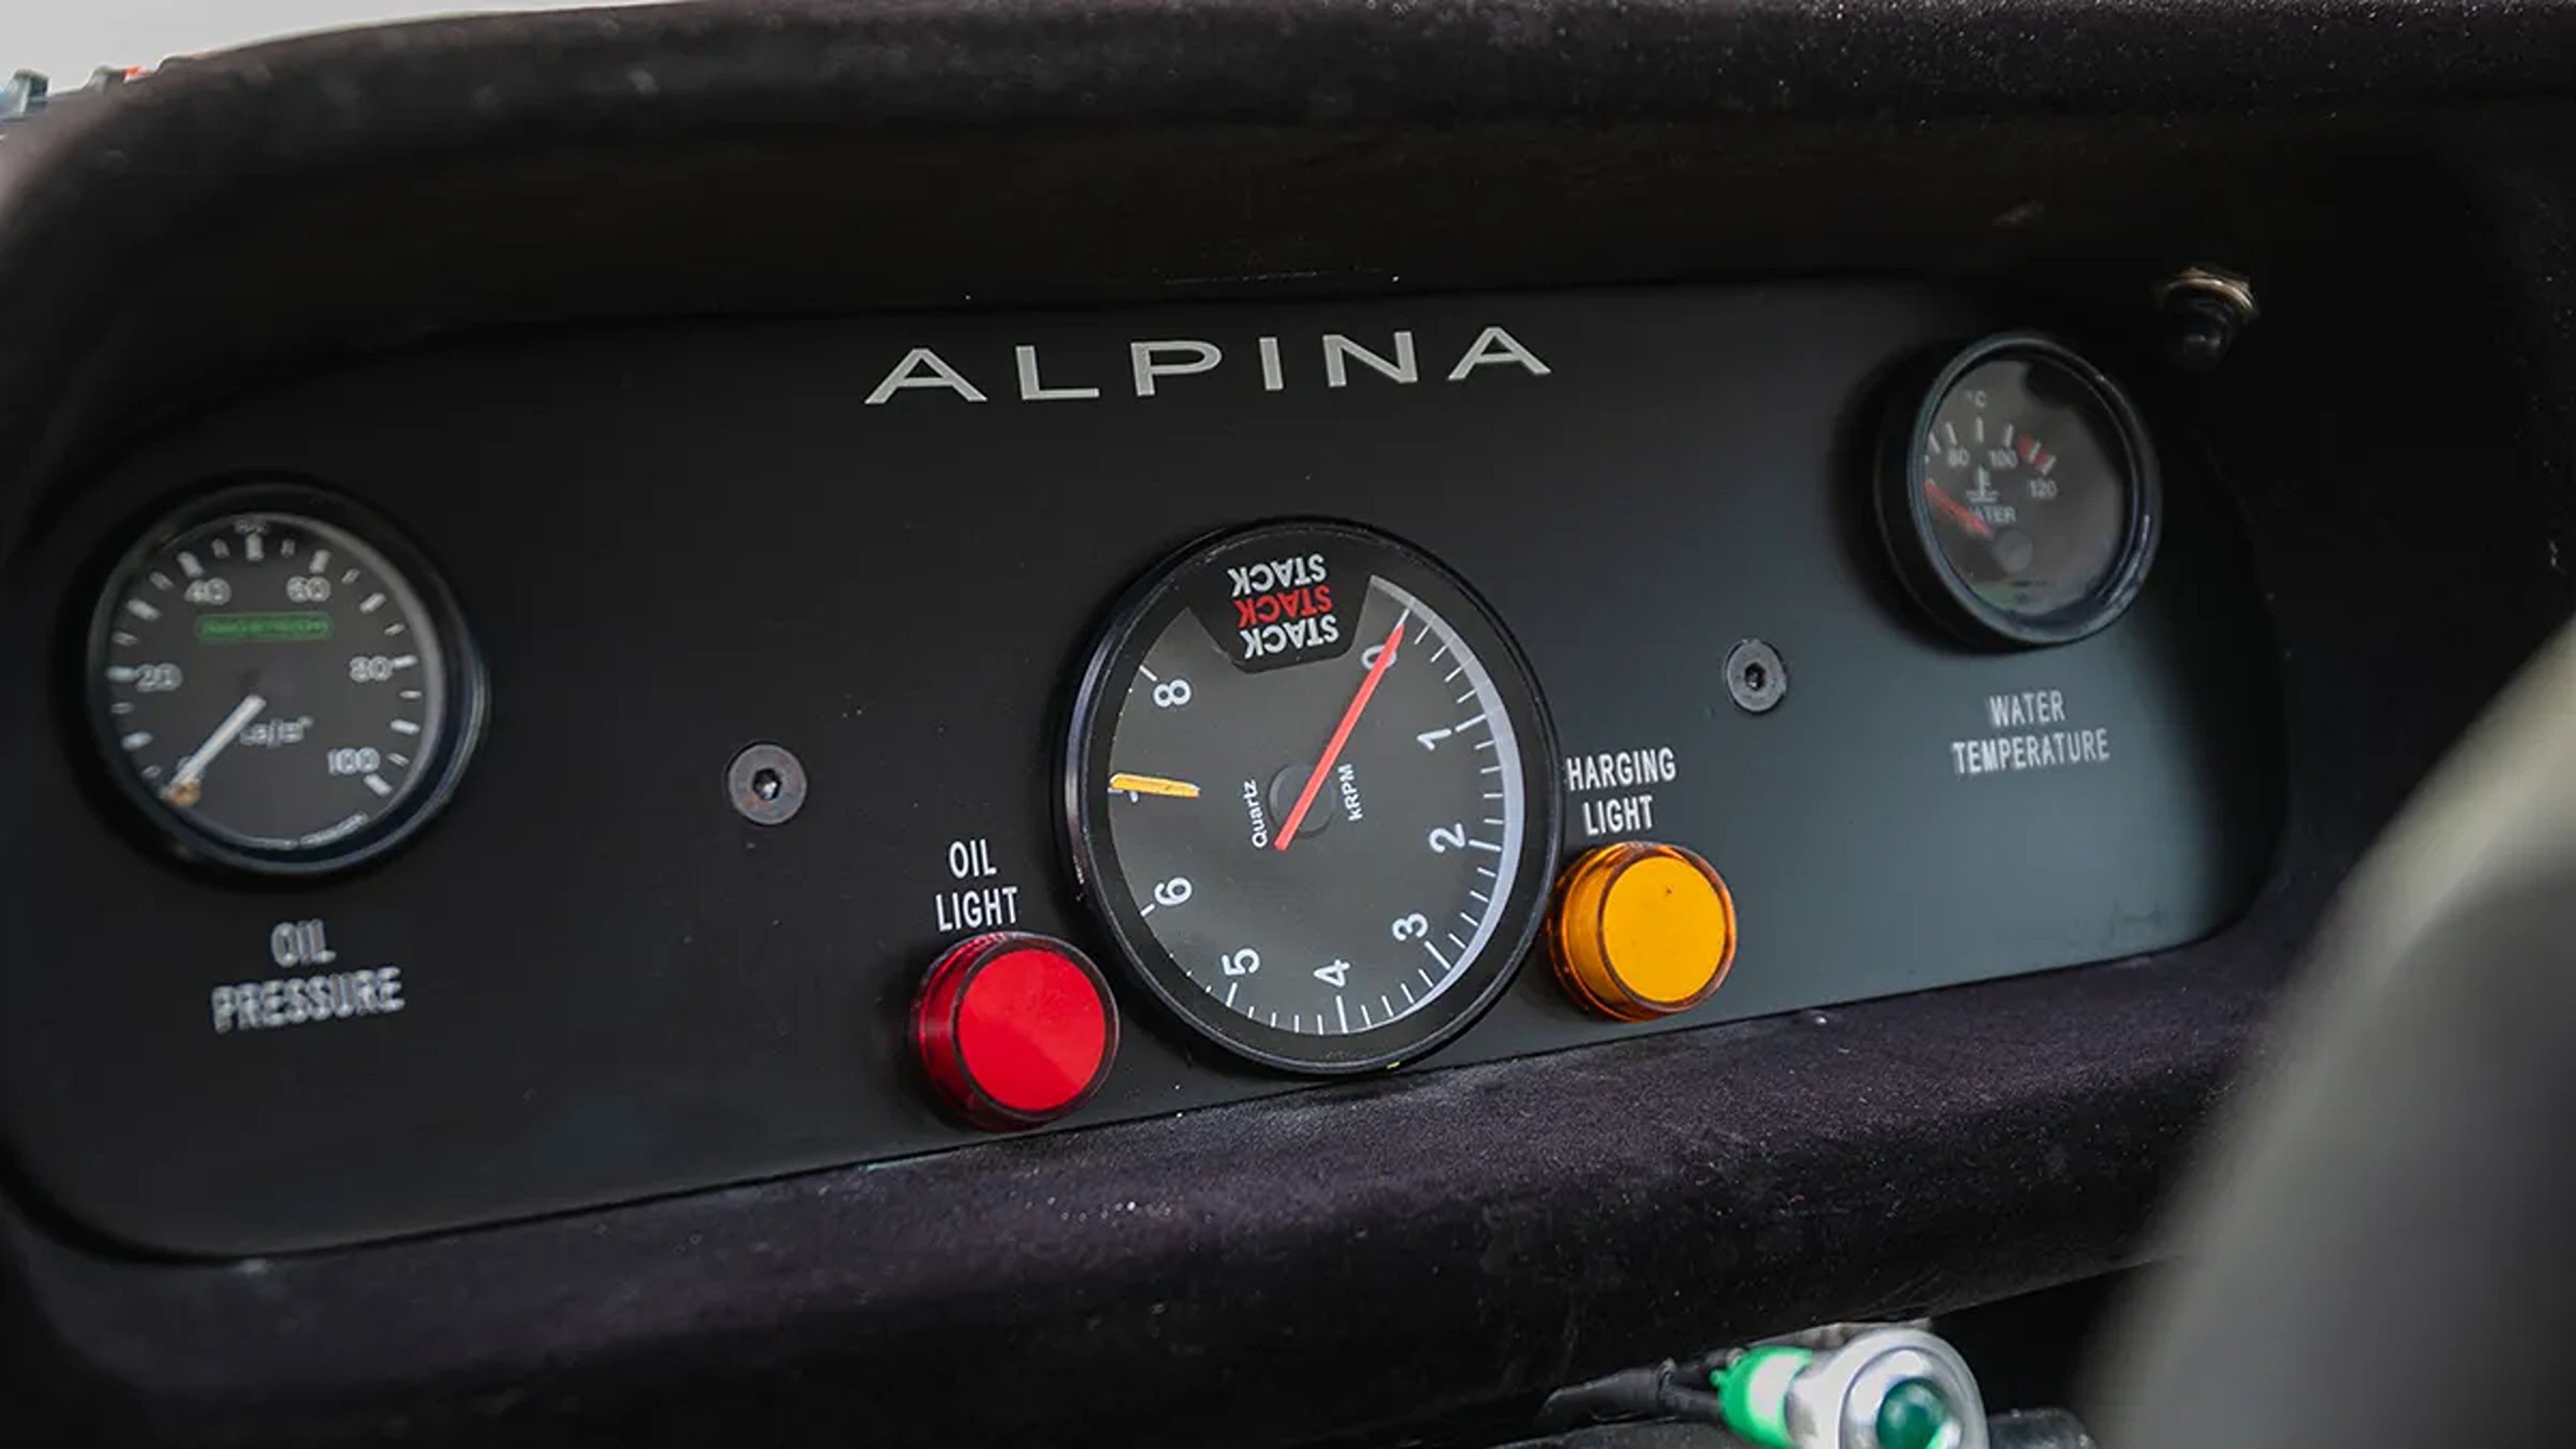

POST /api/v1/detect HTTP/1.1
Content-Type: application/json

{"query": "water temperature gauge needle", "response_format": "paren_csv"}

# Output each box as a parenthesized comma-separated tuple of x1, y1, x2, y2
(1921, 478, 1994, 538)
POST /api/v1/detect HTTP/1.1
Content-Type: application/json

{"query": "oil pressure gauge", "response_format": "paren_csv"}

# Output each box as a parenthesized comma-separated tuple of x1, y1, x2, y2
(1881, 334, 2161, 647)
(82, 482, 485, 876)
(1065, 521, 1559, 1074)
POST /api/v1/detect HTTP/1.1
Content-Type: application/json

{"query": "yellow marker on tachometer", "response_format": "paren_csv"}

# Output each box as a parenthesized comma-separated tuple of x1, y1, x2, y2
(1108, 772, 1201, 801)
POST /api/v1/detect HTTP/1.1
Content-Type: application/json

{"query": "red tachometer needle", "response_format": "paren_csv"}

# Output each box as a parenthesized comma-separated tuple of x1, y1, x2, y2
(1274, 615, 1410, 852)
(1922, 478, 1994, 538)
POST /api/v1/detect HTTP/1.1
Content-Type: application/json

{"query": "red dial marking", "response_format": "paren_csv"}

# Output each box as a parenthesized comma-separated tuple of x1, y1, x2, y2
(1274, 615, 1409, 852)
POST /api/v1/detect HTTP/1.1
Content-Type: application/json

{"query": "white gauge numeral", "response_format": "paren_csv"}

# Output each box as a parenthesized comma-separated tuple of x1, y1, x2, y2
(1426, 823, 1467, 854)
(285, 575, 331, 603)
(1314, 961, 1350, 988)
(2028, 476, 2060, 500)
(1391, 913, 1430, 942)
(1152, 876, 1193, 908)
(1152, 679, 1192, 708)
(1416, 727, 1452, 750)
(183, 578, 231, 606)
(1362, 643, 1393, 669)
(1219, 947, 1260, 978)
(325, 747, 383, 777)
(348, 655, 397, 682)
(132, 663, 184, 692)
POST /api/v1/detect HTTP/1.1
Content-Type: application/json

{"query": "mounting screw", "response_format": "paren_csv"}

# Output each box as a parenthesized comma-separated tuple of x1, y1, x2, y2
(727, 742, 808, 826)
(1725, 639, 1788, 714)
(2154, 266, 2259, 371)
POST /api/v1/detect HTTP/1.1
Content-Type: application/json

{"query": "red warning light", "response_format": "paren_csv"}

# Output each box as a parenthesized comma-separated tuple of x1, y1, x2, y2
(912, 933, 1119, 1130)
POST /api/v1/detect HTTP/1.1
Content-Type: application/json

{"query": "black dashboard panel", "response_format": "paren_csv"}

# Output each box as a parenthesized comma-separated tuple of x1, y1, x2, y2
(6, 3, 2576, 1446)
(0, 286, 2273, 1254)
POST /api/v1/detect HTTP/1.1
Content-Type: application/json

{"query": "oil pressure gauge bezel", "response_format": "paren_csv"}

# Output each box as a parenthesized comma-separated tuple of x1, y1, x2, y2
(79, 480, 487, 878)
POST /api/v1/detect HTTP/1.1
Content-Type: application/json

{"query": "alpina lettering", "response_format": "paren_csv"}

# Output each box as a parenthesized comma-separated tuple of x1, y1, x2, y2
(861, 327, 1550, 405)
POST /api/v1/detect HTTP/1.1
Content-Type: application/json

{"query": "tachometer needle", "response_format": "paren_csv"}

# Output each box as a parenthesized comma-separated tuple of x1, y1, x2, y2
(1109, 772, 1202, 800)
(162, 691, 267, 806)
(1922, 478, 1994, 538)
(1274, 615, 1409, 852)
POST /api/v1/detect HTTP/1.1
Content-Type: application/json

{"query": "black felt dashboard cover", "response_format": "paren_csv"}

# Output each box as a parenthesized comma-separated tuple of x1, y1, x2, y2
(1, 2, 2575, 1446)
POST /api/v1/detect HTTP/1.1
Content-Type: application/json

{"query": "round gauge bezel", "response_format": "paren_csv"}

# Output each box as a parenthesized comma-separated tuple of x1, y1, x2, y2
(79, 480, 489, 879)
(1063, 519, 1562, 1075)
(1878, 332, 2163, 648)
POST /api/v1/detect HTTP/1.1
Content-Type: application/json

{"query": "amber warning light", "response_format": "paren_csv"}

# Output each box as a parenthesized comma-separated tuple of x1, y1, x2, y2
(1548, 842, 1737, 1022)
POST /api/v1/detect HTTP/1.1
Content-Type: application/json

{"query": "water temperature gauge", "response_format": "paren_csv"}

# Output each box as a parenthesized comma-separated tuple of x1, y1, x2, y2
(1880, 334, 2161, 647)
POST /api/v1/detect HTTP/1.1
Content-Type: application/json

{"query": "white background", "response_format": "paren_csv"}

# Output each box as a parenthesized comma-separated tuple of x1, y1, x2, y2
(9, 2, 644, 83)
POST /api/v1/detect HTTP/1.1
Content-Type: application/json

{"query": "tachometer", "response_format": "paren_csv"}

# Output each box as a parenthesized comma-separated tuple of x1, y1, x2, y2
(83, 483, 485, 876)
(1065, 521, 1559, 1074)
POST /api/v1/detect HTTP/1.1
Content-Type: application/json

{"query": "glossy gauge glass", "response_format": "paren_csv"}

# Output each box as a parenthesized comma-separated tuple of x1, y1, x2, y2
(83, 483, 485, 876)
(1882, 334, 2161, 646)
(1065, 521, 1560, 1074)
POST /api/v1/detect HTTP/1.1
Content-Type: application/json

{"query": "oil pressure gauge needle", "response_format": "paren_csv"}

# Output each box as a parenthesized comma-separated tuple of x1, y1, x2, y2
(1274, 615, 1409, 852)
(162, 691, 267, 806)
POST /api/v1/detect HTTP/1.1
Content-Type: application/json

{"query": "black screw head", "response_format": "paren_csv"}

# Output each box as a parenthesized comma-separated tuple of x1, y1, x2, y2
(727, 743, 808, 826)
(1724, 639, 1788, 714)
